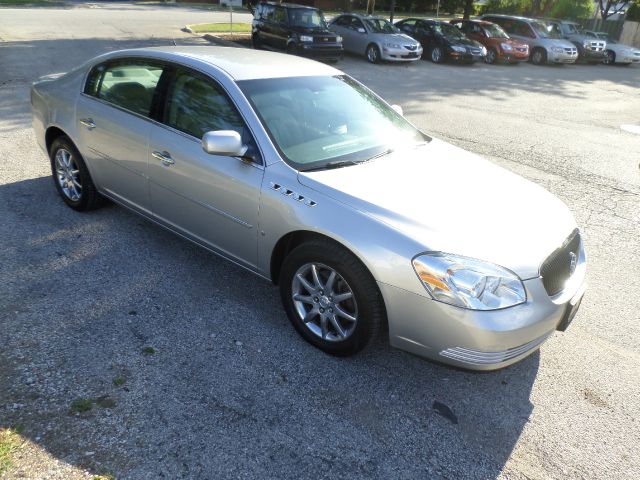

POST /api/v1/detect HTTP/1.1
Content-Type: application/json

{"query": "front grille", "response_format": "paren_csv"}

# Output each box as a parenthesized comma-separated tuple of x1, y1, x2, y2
(470, 48, 482, 55)
(404, 44, 417, 51)
(540, 229, 581, 296)
(564, 47, 577, 55)
(313, 36, 336, 43)
(586, 41, 605, 52)
(515, 46, 528, 53)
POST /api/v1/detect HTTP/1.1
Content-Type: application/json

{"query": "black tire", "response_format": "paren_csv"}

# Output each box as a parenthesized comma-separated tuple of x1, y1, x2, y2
(252, 33, 262, 50)
(485, 48, 498, 64)
(366, 43, 381, 64)
(531, 48, 547, 65)
(430, 46, 444, 63)
(279, 240, 386, 356)
(286, 42, 298, 55)
(50, 135, 103, 211)
(603, 50, 615, 65)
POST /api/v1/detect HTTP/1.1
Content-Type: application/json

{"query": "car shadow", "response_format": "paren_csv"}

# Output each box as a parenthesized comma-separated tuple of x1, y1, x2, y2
(1, 175, 541, 479)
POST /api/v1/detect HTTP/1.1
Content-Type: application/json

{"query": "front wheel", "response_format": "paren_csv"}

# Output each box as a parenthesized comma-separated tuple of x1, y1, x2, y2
(366, 44, 380, 64)
(531, 48, 547, 65)
(279, 240, 385, 356)
(430, 46, 444, 63)
(603, 50, 615, 65)
(252, 33, 262, 50)
(50, 136, 103, 211)
(485, 48, 497, 64)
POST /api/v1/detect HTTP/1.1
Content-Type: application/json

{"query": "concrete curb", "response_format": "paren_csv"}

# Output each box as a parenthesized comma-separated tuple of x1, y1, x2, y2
(202, 33, 246, 48)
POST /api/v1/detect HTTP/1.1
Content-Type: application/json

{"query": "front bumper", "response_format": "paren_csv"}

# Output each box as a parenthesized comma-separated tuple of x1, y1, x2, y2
(548, 50, 578, 64)
(381, 46, 422, 62)
(581, 48, 606, 61)
(380, 257, 586, 371)
(297, 43, 343, 61)
(499, 51, 529, 63)
(449, 51, 484, 63)
(617, 53, 640, 64)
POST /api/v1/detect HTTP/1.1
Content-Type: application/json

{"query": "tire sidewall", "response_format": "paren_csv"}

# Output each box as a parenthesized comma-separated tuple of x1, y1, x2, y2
(50, 137, 91, 211)
(532, 48, 546, 65)
(366, 44, 379, 63)
(279, 243, 381, 356)
(431, 46, 442, 63)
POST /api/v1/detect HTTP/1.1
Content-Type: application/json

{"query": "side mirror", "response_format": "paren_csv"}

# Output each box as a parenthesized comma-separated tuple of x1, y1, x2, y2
(357, 27, 366, 34)
(391, 104, 403, 116)
(202, 130, 247, 157)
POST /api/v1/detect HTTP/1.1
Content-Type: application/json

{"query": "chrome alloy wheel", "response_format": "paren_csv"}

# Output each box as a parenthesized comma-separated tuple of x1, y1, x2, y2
(55, 148, 82, 201)
(291, 262, 358, 342)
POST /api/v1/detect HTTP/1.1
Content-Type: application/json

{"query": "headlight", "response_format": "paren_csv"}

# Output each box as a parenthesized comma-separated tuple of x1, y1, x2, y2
(336, 36, 342, 43)
(552, 46, 564, 53)
(583, 39, 590, 47)
(299, 35, 313, 42)
(384, 42, 401, 49)
(480, 46, 487, 55)
(412, 253, 526, 310)
(451, 45, 466, 53)
(501, 43, 513, 51)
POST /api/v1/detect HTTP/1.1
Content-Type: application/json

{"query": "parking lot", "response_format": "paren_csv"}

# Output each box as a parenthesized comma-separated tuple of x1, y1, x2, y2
(1, 2, 639, 479)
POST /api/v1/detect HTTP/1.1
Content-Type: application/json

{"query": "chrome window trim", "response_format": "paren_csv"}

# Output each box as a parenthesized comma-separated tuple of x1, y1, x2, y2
(79, 55, 267, 169)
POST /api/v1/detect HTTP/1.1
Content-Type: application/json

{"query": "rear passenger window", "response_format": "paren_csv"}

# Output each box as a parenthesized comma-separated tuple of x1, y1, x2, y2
(87, 61, 164, 116)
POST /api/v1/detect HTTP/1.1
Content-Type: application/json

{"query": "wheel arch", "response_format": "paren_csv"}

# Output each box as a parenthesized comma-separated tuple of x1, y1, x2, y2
(45, 126, 71, 154)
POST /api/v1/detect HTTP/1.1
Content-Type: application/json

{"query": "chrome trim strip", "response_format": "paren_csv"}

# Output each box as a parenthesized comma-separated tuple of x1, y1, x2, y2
(439, 332, 553, 365)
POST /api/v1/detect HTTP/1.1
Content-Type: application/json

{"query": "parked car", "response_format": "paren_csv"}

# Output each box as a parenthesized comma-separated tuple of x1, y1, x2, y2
(394, 18, 486, 64)
(450, 18, 529, 64)
(480, 14, 578, 65)
(31, 47, 586, 370)
(329, 13, 422, 63)
(541, 19, 606, 63)
(250, 1, 343, 62)
(582, 30, 640, 65)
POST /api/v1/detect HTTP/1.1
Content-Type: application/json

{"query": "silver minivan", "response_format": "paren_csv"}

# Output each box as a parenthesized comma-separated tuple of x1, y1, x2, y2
(481, 14, 578, 65)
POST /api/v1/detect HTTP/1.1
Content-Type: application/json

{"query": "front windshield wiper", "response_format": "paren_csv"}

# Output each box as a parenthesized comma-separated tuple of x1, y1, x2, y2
(301, 160, 362, 172)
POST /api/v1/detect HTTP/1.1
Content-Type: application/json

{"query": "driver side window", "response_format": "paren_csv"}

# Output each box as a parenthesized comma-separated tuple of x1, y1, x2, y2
(350, 18, 365, 31)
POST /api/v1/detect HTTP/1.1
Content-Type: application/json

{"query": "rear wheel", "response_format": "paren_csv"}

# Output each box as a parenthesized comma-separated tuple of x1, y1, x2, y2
(252, 33, 262, 50)
(531, 48, 547, 65)
(366, 44, 380, 64)
(603, 50, 615, 65)
(50, 136, 103, 211)
(286, 42, 298, 55)
(430, 46, 444, 63)
(279, 240, 385, 356)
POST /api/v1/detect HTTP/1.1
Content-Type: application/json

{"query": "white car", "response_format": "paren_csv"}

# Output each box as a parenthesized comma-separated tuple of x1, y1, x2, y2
(583, 30, 640, 65)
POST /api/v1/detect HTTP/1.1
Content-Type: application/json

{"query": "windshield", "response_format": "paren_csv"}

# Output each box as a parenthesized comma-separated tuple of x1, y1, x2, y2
(238, 75, 428, 171)
(532, 21, 560, 38)
(434, 23, 466, 39)
(484, 23, 509, 39)
(364, 18, 399, 34)
(564, 23, 579, 34)
(288, 8, 327, 29)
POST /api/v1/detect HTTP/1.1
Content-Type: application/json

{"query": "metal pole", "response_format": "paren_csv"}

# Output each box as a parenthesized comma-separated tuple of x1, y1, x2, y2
(230, 5, 233, 35)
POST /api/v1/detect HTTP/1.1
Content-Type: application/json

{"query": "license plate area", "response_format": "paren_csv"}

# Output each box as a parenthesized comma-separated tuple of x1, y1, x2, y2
(557, 290, 584, 331)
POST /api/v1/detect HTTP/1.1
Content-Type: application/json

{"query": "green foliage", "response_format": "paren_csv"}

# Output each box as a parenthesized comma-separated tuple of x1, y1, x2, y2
(627, 2, 640, 21)
(481, 0, 526, 15)
(550, 0, 595, 19)
(70, 398, 93, 413)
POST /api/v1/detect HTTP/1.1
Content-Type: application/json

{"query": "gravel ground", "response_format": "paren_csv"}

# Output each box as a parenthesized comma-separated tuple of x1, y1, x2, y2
(1, 3, 639, 480)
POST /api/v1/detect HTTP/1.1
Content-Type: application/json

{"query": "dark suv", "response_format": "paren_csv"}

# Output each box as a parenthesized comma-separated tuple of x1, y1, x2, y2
(250, 2, 343, 62)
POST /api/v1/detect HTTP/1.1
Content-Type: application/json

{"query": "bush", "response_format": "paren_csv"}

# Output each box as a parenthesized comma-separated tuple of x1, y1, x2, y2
(550, 0, 594, 19)
(481, 0, 525, 15)
(627, 2, 640, 22)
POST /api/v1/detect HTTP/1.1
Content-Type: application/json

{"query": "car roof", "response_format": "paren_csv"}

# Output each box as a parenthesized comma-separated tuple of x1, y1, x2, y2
(100, 46, 340, 81)
(258, 1, 317, 9)
(482, 14, 536, 22)
(451, 18, 495, 27)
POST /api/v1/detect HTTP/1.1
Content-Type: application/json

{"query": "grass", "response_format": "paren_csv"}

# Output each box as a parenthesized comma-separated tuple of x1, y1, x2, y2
(142, 346, 156, 355)
(0, 428, 24, 475)
(113, 376, 126, 386)
(188, 23, 252, 34)
(70, 398, 93, 413)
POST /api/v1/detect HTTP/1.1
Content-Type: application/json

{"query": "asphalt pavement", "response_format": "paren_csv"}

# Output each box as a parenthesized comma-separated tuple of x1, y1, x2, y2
(1, 3, 639, 479)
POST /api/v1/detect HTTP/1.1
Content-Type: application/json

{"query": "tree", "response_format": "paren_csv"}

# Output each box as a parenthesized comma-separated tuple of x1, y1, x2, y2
(596, 0, 633, 19)
(463, 0, 474, 19)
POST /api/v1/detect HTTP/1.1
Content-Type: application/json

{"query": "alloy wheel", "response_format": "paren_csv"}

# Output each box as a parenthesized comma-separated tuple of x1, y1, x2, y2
(485, 49, 496, 64)
(367, 45, 379, 63)
(55, 148, 82, 202)
(291, 262, 358, 342)
(431, 47, 442, 63)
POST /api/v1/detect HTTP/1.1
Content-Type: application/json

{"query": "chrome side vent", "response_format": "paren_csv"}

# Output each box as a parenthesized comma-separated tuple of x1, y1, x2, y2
(270, 182, 317, 207)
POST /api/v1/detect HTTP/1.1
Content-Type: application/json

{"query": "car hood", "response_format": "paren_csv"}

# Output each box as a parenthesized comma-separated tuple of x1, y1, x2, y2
(377, 32, 419, 45)
(446, 36, 482, 48)
(297, 139, 576, 279)
(542, 38, 576, 48)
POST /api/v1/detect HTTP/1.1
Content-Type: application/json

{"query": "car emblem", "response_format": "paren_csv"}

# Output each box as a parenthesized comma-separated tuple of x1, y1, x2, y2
(569, 251, 578, 276)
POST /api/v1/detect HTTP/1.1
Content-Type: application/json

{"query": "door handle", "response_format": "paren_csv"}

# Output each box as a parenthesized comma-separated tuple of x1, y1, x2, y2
(79, 118, 96, 130)
(152, 150, 175, 166)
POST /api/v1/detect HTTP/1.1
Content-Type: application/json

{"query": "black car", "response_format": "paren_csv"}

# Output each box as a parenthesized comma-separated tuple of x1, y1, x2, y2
(394, 18, 486, 64)
(250, 2, 343, 62)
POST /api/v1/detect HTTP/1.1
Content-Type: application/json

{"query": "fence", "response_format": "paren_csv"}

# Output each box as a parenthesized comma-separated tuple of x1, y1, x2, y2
(577, 17, 625, 39)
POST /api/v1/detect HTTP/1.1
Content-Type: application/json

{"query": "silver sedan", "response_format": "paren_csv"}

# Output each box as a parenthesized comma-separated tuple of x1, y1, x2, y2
(329, 14, 422, 63)
(31, 47, 586, 370)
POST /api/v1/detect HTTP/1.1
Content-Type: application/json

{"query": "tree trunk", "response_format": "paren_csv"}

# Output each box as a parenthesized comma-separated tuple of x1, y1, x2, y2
(389, 0, 396, 22)
(463, 0, 473, 19)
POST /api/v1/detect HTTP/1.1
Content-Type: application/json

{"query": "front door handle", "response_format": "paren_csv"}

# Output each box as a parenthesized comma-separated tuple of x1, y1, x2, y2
(152, 150, 175, 166)
(79, 118, 96, 130)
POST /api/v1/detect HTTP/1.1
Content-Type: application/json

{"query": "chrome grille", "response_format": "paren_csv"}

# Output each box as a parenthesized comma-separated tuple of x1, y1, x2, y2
(586, 41, 605, 52)
(404, 44, 417, 51)
(313, 36, 336, 43)
(540, 229, 581, 297)
(564, 47, 578, 54)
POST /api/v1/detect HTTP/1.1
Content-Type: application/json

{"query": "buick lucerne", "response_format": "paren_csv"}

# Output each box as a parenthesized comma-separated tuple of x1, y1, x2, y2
(31, 47, 586, 370)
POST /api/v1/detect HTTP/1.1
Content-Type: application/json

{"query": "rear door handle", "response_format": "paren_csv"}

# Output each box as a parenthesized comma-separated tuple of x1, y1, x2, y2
(79, 118, 96, 130)
(152, 150, 175, 166)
